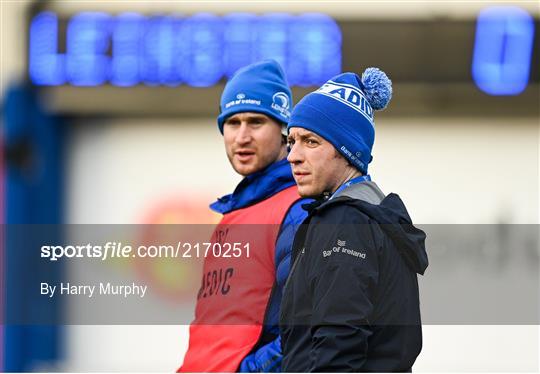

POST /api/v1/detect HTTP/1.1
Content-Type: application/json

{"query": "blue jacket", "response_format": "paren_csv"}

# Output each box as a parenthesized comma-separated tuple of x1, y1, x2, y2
(211, 159, 308, 372)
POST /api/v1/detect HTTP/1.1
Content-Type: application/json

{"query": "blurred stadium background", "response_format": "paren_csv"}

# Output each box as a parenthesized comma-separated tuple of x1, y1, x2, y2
(1, 0, 539, 371)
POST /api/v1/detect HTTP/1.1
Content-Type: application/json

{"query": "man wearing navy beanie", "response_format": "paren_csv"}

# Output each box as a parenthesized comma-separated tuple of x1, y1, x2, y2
(181, 60, 308, 372)
(281, 68, 429, 372)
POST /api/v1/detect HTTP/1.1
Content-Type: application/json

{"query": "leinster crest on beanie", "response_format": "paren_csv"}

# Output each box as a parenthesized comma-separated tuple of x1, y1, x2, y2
(287, 68, 392, 174)
(217, 59, 292, 134)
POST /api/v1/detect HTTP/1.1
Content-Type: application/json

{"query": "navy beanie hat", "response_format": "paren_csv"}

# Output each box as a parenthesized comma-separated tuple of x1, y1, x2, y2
(217, 59, 292, 134)
(288, 68, 392, 174)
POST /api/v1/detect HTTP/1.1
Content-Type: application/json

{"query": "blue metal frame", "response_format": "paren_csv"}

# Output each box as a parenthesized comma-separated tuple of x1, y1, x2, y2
(2, 84, 63, 371)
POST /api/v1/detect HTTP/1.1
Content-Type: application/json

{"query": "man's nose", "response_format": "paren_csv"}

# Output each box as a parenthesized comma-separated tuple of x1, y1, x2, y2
(235, 123, 252, 145)
(287, 143, 303, 164)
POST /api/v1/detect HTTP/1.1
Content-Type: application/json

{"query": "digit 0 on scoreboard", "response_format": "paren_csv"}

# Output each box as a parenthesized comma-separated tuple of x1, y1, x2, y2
(472, 6, 535, 95)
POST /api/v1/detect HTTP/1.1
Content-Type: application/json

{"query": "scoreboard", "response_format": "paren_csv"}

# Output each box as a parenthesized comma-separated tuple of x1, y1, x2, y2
(25, 5, 539, 116)
(29, 12, 341, 87)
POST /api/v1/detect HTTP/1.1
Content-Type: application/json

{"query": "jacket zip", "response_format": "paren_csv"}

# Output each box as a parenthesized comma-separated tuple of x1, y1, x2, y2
(283, 247, 304, 293)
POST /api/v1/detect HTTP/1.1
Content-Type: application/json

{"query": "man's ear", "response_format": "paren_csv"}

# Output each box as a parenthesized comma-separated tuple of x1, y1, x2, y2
(281, 123, 288, 137)
(281, 123, 288, 144)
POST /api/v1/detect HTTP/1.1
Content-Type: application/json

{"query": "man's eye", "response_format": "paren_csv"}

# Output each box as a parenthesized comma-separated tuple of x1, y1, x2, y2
(306, 139, 318, 145)
(225, 121, 240, 126)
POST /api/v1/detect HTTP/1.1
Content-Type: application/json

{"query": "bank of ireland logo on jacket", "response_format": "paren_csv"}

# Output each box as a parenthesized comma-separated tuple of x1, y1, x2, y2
(272, 91, 291, 121)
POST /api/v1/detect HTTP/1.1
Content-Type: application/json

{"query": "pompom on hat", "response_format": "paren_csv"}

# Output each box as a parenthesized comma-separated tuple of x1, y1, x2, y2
(287, 67, 392, 174)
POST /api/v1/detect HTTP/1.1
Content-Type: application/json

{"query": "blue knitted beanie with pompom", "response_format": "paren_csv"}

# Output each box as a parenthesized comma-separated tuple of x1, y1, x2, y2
(288, 68, 392, 174)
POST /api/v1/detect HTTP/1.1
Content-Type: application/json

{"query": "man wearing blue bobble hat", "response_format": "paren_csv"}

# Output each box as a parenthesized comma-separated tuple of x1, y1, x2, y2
(180, 60, 308, 372)
(281, 68, 429, 372)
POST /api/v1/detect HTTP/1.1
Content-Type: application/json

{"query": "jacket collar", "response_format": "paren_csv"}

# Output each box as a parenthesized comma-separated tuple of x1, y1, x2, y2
(210, 158, 296, 214)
